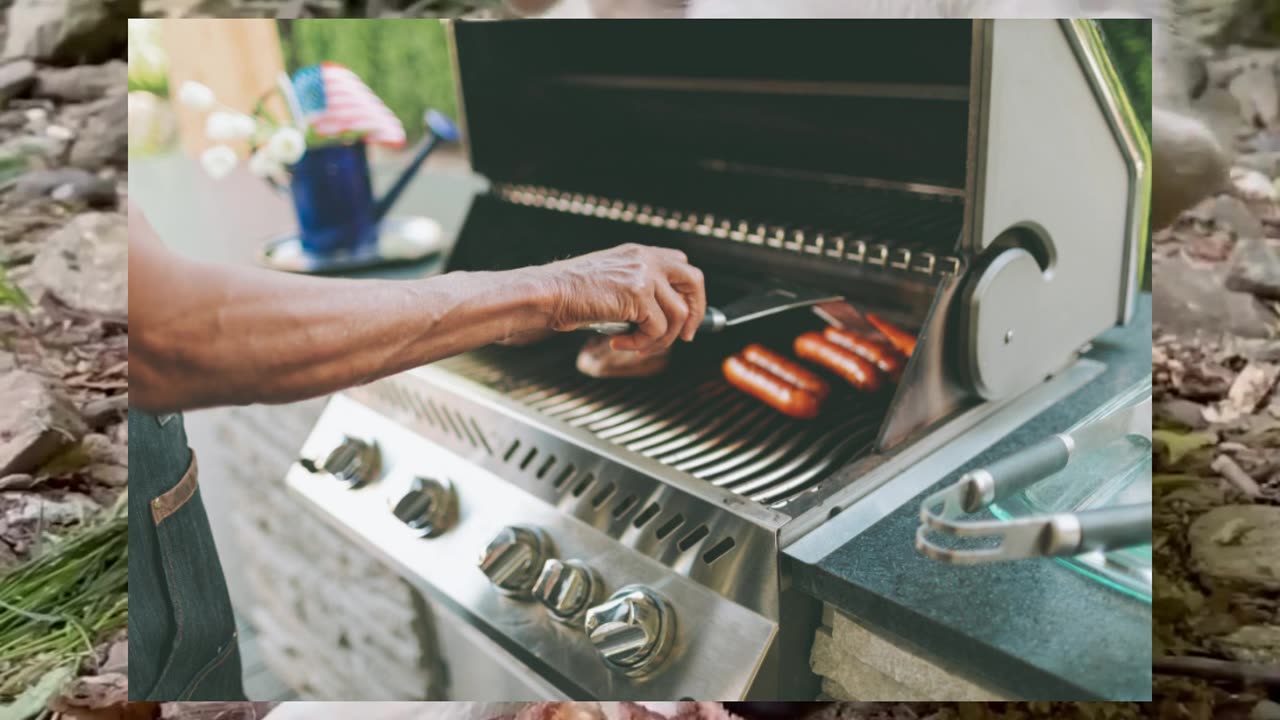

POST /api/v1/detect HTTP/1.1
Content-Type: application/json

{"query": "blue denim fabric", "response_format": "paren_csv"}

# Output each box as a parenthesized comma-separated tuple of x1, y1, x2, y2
(128, 410, 246, 700)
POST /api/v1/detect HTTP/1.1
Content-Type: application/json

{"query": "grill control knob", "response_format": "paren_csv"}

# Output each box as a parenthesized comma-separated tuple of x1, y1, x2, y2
(477, 525, 552, 598)
(302, 436, 380, 488)
(389, 476, 457, 538)
(584, 586, 676, 676)
(532, 559, 601, 622)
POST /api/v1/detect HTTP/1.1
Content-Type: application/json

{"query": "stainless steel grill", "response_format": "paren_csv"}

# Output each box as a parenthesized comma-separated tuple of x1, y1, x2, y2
(283, 18, 1148, 701)
(437, 346, 887, 506)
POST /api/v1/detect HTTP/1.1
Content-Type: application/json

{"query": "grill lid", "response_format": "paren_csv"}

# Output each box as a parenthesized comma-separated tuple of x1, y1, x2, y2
(450, 19, 974, 229)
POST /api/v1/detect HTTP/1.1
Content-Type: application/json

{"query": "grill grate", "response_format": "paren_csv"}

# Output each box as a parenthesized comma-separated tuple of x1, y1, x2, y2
(438, 344, 887, 506)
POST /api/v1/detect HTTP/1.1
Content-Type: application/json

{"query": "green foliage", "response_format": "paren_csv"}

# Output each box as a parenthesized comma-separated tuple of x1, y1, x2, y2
(0, 267, 29, 310)
(1099, 19, 1152, 141)
(0, 500, 127, 702)
(1098, 19, 1152, 292)
(280, 19, 460, 145)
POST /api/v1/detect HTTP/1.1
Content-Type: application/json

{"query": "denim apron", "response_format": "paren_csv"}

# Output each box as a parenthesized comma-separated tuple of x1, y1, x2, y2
(128, 410, 246, 700)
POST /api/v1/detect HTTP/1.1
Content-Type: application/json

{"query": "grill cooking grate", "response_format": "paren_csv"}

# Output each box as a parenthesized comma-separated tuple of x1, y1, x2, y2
(437, 343, 887, 506)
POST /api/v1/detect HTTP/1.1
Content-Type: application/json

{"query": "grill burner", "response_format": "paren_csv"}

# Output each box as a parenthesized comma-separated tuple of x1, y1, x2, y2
(438, 336, 890, 506)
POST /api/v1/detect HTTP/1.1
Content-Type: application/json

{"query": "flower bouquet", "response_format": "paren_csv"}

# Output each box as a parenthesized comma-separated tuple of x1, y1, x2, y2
(179, 62, 459, 272)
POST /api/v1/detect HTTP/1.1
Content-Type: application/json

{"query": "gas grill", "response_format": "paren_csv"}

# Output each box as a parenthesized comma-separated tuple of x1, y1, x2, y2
(284, 19, 1148, 699)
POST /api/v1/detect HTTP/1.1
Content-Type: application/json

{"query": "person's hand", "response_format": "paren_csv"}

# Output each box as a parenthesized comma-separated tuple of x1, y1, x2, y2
(535, 243, 707, 353)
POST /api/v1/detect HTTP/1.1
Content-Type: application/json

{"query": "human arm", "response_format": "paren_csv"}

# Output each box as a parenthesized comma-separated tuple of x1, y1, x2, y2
(128, 201, 705, 413)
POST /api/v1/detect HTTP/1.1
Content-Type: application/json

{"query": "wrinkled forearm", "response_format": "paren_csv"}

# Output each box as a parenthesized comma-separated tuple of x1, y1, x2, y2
(131, 257, 555, 413)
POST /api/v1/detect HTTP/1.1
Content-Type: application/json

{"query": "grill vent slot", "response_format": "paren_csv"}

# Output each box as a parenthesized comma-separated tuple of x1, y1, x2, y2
(503, 439, 521, 463)
(572, 475, 594, 497)
(655, 514, 684, 540)
(678, 525, 709, 552)
(536, 455, 557, 479)
(591, 483, 616, 508)
(369, 379, 499, 457)
(519, 447, 539, 471)
(701, 537, 736, 565)
(553, 464, 576, 489)
(469, 419, 493, 455)
(612, 495, 637, 519)
(633, 502, 661, 528)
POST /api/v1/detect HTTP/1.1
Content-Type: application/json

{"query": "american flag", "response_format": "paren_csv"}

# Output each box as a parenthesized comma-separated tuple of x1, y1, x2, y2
(291, 62, 406, 147)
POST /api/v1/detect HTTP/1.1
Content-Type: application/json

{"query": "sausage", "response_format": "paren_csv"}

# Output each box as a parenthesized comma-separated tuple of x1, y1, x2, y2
(722, 354, 821, 419)
(793, 332, 882, 392)
(742, 343, 831, 400)
(822, 327, 903, 379)
(865, 313, 917, 357)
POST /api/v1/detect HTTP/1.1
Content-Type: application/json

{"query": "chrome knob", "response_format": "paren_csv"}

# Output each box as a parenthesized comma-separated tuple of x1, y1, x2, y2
(389, 476, 457, 538)
(477, 525, 552, 598)
(532, 559, 601, 622)
(303, 436, 380, 488)
(584, 586, 676, 676)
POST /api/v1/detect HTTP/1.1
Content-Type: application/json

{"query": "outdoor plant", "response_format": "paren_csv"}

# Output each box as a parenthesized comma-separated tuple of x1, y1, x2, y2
(178, 79, 309, 184)
(0, 496, 127, 714)
(181, 62, 406, 185)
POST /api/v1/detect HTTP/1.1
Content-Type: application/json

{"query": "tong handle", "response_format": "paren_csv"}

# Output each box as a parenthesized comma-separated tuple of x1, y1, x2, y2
(1074, 503, 1152, 554)
(967, 435, 1071, 511)
(584, 307, 726, 336)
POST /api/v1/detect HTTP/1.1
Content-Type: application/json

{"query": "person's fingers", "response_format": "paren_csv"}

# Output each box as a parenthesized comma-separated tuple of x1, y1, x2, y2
(611, 295, 667, 353)
(649, 281, 689, 352)
(666, 262, 706, 341)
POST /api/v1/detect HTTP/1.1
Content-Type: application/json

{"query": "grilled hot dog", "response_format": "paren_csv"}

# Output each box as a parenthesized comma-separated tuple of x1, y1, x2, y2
(822, 327, 903, 379)
(722, 354, 821, 419)
(742, 344, 830, 400)
(794, 332, 882, 392)
(865, 313, 917, 357)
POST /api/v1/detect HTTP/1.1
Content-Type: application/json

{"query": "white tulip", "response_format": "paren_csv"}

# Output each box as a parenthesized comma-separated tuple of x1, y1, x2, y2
(205, 111, 256, 141)
(265, 127, 306, 165)
(200, 145, 238, 180)
(247, 149, 285, 182)
(178, 81, 216, 111)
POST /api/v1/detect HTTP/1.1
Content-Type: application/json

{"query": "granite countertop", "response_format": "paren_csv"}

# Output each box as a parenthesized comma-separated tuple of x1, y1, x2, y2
(785, 294, 1152, 701)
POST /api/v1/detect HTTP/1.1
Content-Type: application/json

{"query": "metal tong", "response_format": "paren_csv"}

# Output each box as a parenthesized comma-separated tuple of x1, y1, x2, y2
(916, 397, 1151, 564)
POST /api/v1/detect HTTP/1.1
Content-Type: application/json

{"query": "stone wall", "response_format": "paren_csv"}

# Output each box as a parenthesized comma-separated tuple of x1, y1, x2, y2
(186, 400, 445, 701)
(811, 606, 1006, 701)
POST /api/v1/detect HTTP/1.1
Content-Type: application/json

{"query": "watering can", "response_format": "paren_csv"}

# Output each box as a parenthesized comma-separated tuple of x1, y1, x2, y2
(286, 109, 460, 256)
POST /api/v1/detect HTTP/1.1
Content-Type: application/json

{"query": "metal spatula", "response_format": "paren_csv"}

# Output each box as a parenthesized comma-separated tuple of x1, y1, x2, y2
(584, 285, 843, 336)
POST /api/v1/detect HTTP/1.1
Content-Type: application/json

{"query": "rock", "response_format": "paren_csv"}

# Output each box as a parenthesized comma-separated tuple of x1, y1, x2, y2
(12, 168, 116, 207)
(0, 59, 35, 104)
(0, 474, 38, 490)
(1253, 700, 1280, 720)
(68, 93, 126, 168)
(1228, 65, 1279, 129)
(1225, 237, 1280, 301)
(2, 0, 139, 65)
(31, 212, 127, 319)
(32, 60, 126, 102)
(0, 371, 86, 476)
(1, 491, 99, 529)
(1153, 107, 1232, 230)
(1154, 253, 1277, 339)
(1233, 166, 1280, 202)
(1155, 398, 1211, 430)
(1213, 195, 1265, 239)
(1215, 624, 1280, 664)
(1189, 505, 1280, 591)
(1236, 150, 1280, 177)
(0, 134, 66, 182)
(80, 432, 127, 486)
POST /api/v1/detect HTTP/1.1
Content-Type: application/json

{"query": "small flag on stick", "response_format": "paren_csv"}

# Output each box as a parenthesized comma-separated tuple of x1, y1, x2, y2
(292, 62, 406, 147)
